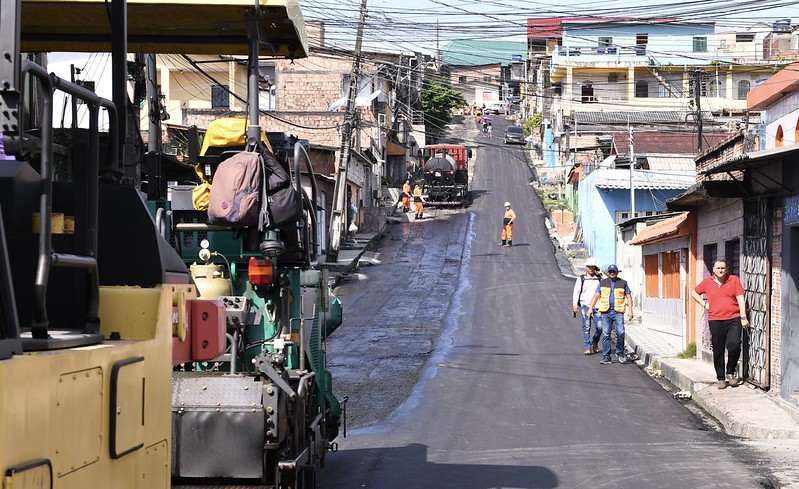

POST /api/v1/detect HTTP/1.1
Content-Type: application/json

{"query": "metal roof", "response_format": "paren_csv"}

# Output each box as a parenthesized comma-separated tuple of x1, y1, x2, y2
(646, 156, 696, 172)
(629, 212, 690, 245)
(574, 111, 714, 125)
(441, 40, 527, 67)
(592, 168, 695, 190)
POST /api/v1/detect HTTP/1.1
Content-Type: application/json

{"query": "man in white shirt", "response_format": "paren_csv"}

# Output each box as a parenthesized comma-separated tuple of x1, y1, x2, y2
(572, 257, 602, 355)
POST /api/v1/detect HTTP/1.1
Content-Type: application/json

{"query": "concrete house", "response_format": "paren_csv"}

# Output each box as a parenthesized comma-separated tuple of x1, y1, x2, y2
(527, 17, 784, 173)
(442, 40, 527, 105)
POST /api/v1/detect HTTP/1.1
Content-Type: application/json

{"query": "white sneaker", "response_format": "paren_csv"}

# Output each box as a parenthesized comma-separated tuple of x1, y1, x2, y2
(618, 355, 627, 364)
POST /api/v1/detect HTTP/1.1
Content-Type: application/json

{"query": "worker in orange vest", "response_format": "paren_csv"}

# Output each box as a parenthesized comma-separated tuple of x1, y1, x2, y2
(500, 201, 516, 247)
(413, 185, 424, 219)
(401, 179, 412, 213)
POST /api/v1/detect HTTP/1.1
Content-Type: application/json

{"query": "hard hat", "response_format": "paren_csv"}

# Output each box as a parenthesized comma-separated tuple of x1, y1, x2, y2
(504, 201, 511, 207)
(585, 257, 597, 267)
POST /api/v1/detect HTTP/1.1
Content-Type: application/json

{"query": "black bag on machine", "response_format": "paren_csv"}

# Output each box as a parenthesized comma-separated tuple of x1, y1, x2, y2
(259, 149, 303, 230)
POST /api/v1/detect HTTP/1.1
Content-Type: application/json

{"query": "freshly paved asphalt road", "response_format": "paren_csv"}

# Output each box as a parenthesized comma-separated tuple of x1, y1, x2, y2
(320, 117, 779, 488)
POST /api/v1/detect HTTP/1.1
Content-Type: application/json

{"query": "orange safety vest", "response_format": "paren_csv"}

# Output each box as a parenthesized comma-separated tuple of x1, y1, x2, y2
(597, 278, 628, 313)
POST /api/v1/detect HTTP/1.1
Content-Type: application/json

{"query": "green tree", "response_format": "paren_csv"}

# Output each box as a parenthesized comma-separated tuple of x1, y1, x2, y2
(421, 76, 466, 140)
(524, 113, 543, 136)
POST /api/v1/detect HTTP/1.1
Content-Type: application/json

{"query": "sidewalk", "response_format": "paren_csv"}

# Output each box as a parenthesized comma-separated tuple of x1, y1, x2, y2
(318, 228, 387, 277)
(565, 255, 799, 442)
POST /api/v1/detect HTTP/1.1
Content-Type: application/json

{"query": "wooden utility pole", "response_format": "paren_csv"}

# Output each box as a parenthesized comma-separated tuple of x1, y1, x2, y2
(327, 0, 368, 263)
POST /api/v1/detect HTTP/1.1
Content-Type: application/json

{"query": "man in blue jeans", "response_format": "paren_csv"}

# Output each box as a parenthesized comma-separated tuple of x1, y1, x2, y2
(587, 264, 633, 364)
(571, 257, 603, 355)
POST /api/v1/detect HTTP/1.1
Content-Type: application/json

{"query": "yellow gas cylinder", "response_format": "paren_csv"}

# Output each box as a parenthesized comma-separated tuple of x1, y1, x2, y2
(190, 263, 233, 299)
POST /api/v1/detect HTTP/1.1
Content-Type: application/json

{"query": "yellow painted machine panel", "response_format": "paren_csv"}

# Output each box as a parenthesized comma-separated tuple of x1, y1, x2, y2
(0, 284, 196, 489)
(139, 441, 169, 489)
(55, 368, 103, 477)
(110, 358, 145, 459)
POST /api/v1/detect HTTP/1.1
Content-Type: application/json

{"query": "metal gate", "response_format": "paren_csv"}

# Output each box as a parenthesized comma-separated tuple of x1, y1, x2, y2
(742, 198, 770, 389)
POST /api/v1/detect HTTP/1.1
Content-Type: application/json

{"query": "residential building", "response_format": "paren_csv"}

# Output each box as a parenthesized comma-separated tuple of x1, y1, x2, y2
(441, 40, 527, 105)
(648, 61, 799, 406)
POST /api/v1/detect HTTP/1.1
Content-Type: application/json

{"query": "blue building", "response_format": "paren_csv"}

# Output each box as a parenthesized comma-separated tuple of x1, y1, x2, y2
(578, 168, 695, 268)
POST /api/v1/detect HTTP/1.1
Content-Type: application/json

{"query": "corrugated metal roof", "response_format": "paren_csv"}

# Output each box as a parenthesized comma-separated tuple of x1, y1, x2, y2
(611, 131, 734, 157)
(646, 156, 696, 172)
(629, 212, 690, 245)
(442, 40, 527, 67)
(574, 111, 714, 124)
(592, 168, 695, 190)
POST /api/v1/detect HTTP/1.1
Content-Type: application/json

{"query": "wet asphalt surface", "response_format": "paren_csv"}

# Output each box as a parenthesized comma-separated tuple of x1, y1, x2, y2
(320, 117, 782, 488)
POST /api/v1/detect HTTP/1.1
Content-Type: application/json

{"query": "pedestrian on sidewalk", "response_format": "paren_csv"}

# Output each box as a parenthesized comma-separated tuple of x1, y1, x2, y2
(572, 257, 603, 355)
(588, 264, 632, 365)
(499, 201, 515, 247)
(413, 185, 425, 219)
(401, 179, 412, 213)
(690, 258, 749, 390)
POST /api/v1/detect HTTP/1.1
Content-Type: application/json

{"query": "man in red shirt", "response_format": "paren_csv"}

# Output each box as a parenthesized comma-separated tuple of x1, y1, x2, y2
(691, 258, 749, 389)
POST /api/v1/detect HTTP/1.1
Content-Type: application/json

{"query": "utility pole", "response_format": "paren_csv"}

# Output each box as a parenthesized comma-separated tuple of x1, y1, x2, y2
(629, 124, 635, 219)
(693, 70, 703, 153)
(327, 0, 368, 263)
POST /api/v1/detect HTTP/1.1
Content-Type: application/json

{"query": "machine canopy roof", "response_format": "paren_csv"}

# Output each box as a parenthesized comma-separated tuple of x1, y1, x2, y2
(21, 0, 308, 57)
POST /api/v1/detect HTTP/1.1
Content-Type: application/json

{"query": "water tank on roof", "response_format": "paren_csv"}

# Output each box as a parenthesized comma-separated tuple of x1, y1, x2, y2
(773, 19, 791, 32)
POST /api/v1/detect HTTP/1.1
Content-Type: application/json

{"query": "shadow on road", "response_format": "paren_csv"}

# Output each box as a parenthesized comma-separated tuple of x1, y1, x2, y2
(321, 443, 558, 489)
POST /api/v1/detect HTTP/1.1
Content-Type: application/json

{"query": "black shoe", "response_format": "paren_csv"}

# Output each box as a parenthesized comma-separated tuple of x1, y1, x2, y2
(507, 240, 512, 247)
(500, 240, 506, 246)
(600, 357, 611, 365)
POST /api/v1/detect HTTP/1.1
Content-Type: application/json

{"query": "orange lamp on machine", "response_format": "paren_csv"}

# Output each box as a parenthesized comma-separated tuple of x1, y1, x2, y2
(248, 257, 273, 286)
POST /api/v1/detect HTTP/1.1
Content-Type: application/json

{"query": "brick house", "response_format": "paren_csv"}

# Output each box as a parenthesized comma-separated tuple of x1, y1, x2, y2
(657, 63, 799, 407)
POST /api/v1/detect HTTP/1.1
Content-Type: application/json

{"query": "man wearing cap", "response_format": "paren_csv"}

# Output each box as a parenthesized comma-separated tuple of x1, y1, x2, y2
(500, 202, 516, 247)
(588, 264, 633, 364)
(572, 258, 603, 355)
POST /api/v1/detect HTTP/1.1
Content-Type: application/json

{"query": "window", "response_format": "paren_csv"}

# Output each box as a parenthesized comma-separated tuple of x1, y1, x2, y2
(776, 125, 784, 148)
(581, 81, 595, 102)
(736, 33, 755, 43)
(635, 80, 649, 98)
(458, 76, 467, 83)
(725, 238, 740, 277)
(644, 254, 659, 298)
(258, 64, 277, 110)
(211, 85, 229, 108)
(702, 243, 718, 279)
(636, 33, 648, 55)
(693, 37, 708, 52)
(608, 73, 619, 83)
(598, 37, 613, 53)
(737, 80, 751, 100)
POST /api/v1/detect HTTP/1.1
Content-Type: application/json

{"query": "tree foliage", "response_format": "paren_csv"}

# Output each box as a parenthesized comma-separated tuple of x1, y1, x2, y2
(421, 76, 466, 140)
(524, 112, 543, 136)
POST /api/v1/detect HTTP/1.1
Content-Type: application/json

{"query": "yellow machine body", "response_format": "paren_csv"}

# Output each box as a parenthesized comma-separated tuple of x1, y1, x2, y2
(0, 284, 196, 489)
